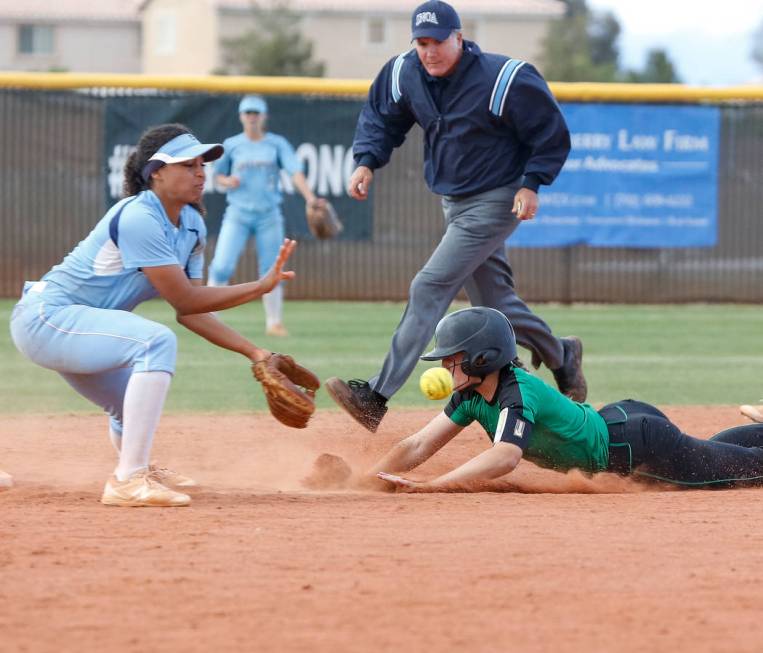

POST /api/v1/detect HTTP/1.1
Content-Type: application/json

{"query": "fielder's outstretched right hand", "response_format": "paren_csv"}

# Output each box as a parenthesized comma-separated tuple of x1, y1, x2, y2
(259, 239, 296, 294)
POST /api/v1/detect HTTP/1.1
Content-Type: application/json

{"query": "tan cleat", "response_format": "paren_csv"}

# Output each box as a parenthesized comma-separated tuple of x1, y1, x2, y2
(740, 404, 763, 424)
(148, 463, 197, 488)
(265, 323, 289, 337)
(0, 469, 13, 489)
(101, 470, 191, 507)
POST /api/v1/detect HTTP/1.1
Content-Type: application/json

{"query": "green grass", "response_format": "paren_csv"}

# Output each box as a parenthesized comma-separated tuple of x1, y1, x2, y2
(2, 299, 762, 413)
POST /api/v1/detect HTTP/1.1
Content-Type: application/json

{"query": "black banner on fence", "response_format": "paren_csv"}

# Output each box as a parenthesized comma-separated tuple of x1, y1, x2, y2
(103, 94, 371, 240)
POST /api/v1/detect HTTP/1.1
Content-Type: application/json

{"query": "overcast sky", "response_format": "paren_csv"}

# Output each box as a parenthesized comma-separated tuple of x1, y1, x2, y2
(586, 0, 763, 85)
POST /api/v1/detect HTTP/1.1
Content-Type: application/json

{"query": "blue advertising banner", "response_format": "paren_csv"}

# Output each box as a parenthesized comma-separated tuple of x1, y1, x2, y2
(103, 95, 370, 240)
(512, 104, 721, 248)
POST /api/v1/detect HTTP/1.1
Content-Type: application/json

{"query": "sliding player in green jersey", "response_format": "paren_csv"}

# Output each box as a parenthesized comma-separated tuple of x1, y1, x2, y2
(366, 307, 763, 491)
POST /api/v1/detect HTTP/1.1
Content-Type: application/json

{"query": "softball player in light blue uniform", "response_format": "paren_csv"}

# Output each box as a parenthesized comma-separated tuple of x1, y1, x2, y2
(209, 95, 318, 337)
(10, 124, 298, 507)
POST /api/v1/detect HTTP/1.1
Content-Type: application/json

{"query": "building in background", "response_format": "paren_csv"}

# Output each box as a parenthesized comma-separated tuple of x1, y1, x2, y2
(140, 0, 565, 78)
(0, 0, 563, 78)
(0, 0, 142, 73)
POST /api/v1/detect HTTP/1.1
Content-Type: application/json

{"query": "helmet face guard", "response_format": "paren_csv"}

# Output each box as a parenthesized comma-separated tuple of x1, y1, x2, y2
(421, 307, 518, 380)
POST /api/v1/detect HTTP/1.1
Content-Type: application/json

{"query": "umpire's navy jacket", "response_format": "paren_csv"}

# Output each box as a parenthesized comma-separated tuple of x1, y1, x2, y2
(353, 41, 570, 197)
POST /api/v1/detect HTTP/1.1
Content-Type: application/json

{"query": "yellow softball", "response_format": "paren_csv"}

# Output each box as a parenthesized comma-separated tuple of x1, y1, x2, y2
(419, 366, 454, 400)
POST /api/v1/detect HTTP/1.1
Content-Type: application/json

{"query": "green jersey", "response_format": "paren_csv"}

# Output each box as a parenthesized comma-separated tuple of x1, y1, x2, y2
(444, 366, 610, 473)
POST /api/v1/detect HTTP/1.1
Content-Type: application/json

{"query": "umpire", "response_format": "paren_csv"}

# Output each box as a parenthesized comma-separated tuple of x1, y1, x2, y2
(327, 0, 583, 432)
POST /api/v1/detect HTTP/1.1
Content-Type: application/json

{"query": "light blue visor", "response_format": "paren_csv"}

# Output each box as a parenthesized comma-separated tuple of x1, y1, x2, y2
(141, 133, 224, 182)
(148, 132, 224, 165)
(239, 95, 268, 113)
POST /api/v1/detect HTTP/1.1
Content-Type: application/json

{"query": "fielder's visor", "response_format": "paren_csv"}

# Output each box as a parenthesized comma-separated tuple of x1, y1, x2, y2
(239, 95, 268, 114)
(142, 132, 224, 181)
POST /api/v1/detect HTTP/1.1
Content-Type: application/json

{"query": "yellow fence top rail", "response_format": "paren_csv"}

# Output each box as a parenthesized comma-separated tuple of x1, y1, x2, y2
(1, 72, 763, 102)
(551, 82, 763, 103)
(0, 72, 370, 95)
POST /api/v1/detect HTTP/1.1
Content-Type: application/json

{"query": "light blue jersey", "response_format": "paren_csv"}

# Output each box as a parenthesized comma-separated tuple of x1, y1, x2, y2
(214, 132, 302, 212)
(41, 190, 206, 311)
(10, 189, 205, 433)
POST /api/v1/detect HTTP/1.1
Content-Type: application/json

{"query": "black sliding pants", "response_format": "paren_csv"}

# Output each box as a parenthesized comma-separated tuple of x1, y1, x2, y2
(599, 399, 763, 487)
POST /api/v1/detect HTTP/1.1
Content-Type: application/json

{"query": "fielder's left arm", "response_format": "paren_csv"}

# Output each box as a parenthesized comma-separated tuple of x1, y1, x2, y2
(176, 280, 269, 363)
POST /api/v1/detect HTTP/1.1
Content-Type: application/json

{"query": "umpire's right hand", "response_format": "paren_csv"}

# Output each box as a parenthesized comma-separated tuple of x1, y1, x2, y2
(348, 166, 374, 201)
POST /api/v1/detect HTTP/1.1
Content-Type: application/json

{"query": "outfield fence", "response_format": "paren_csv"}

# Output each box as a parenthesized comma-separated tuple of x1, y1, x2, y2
(1, 73, 762, 303)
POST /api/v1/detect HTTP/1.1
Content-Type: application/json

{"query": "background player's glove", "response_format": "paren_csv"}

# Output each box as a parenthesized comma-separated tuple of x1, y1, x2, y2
(305, 198, 343, 240)
(252, 354, 320, 429)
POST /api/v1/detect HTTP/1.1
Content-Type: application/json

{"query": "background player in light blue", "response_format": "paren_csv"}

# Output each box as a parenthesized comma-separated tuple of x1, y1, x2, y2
(209, 95, 321, 338)
(10, 124, 297, 508)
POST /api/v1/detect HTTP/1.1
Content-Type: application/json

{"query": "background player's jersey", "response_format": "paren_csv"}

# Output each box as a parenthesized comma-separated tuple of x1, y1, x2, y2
(215, 132, 302, 212)
(39, 190, 206, 312)
(445, 366, 610, 472)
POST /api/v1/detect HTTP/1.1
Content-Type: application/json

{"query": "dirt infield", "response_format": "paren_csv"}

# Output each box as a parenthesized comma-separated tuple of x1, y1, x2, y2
(2, 406, 763, 653)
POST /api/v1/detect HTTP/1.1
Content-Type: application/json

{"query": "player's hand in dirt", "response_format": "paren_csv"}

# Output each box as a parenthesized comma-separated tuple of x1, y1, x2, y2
(376, 472, 425, 489)
(259, 239, 296, 294)
(351, 472, 396, 492)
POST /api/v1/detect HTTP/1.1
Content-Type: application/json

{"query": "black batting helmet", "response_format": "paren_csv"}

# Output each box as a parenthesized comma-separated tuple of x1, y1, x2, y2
(421, 307, 517, 378)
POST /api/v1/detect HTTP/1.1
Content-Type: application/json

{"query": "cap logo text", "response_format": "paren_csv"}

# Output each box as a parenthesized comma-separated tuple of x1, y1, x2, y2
(416, 11, 439, 26)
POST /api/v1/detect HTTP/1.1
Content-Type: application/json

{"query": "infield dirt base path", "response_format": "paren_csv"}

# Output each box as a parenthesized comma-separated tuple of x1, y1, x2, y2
(2, 406, 763, 653)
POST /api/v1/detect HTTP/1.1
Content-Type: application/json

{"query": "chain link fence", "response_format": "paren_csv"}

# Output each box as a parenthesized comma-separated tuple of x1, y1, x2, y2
(1, 87, 762, 302)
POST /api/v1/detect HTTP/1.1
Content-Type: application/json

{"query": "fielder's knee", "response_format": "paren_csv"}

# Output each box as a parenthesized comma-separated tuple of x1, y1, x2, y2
(138, 324, 177, 374)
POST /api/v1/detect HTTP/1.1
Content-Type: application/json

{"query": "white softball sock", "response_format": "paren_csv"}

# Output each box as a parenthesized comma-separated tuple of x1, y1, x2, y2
(114, 371, 172, 481)
(262, 285, 284, 328)
(109, 426, 122, 454)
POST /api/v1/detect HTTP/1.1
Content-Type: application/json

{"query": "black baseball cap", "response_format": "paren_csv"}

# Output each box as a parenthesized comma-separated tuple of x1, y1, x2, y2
(411, 0, 461, 41)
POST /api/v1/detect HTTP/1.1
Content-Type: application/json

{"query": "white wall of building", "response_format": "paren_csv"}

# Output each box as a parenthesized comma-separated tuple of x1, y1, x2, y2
(0, 20, 140, 73)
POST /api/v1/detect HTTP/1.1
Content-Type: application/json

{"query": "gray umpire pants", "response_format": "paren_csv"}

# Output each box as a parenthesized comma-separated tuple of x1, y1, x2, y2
(369, 183, 565, 400)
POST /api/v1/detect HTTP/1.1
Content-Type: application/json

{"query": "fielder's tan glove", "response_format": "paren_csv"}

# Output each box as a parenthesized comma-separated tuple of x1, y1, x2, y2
(252, 354, 320, 429)
(305, 198, 343, 240)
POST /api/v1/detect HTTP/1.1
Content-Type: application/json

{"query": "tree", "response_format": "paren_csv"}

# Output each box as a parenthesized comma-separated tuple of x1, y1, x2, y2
(541, 1, 620, 82)
(625, 49, 681, 83)
(588, 12, 621, 68)
(219, 0, 325, 77)
(752, 16, 763, 71)
(542, 0, 680, 83)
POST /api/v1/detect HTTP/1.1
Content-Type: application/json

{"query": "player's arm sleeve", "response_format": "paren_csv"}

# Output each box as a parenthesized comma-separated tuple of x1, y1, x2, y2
(352, 56, 417, 170)
(444, 392, 475, 427)
(493, 376, 538, 450)
(501, 63, 571, 192)
(185, 219, 207, 280)
(493, 406, 534, 450)
(118, 207, 180, 270)
(275, 137, 303, 176)
(213, 140, 233, 176)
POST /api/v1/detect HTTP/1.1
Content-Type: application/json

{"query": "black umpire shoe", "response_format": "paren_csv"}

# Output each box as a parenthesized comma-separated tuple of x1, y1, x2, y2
(552, 337, 588, 403)
(325, 377, 388, 433)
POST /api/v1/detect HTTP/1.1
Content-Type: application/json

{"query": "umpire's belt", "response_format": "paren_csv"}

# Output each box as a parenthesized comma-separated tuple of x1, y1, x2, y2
(598, 403, 633, 474)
